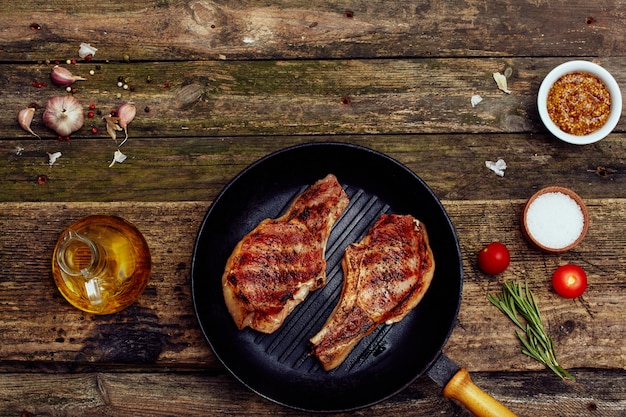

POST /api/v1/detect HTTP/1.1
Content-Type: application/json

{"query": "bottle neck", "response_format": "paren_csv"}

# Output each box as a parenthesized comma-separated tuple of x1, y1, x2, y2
(55, 230, 107, 305)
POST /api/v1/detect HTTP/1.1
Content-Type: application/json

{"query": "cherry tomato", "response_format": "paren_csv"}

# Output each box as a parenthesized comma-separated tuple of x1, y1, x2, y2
(552, 264, 587, 298)
(477, 242, 510, 275)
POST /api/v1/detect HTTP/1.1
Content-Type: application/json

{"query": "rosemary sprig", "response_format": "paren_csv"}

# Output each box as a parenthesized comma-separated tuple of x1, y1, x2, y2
(487, 281, 575, 381)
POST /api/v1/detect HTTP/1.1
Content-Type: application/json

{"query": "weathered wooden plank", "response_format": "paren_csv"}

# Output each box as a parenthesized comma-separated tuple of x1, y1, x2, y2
(3, 58, 625, 140)
(0, 369, 624, 417)
(1, 134, 624, 202)
(0, 200, 624, 372)
(1, 0, 625, 61)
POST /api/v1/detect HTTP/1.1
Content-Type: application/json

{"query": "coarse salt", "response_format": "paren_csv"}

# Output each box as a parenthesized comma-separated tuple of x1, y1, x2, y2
(525, 192, 584, 249)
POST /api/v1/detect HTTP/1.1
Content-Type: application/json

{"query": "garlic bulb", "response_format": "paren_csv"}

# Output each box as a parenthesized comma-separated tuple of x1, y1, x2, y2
(50, 65, 86, 87)
(17, 107, 41, 139)
(43, 96, 84, 137)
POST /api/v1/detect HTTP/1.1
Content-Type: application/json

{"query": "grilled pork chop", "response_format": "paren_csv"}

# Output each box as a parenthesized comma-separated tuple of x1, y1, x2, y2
(222, 174, 350, 334)
(310, 214, 435, 370)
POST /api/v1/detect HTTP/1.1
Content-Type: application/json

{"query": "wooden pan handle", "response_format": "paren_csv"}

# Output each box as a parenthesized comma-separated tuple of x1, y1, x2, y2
(442, 368, 518, 417)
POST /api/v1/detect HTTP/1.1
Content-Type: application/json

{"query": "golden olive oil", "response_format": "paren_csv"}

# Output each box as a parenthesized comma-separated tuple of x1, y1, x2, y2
(52, 215, 151, 314)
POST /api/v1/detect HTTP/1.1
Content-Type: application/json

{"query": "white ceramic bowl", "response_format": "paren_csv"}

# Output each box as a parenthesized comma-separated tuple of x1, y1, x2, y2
(537, 60, 622, 145)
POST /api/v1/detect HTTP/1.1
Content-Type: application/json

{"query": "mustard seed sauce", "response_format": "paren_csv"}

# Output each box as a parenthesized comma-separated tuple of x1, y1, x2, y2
(547, 72, 611, 136)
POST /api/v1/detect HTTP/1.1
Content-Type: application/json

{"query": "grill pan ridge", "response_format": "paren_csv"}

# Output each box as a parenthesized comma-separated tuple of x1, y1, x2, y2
(191, 142, 463, 412)
(251, 184, 393, 373)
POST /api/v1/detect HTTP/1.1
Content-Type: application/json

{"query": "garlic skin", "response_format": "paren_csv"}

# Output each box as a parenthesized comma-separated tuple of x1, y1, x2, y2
(486, 159, 507, 177)
(470, 95, 483, 108)
(50, 65, 86, 87)
(102, 103, 137, 145)
(78, 43, 97, 58)
(493, 72, 511, 94)
(43, 95, 84, 137)
(17, 107, 41, 139)
(103, 114, 123, 143)
(48, 152, 62, 166)
(109, 150, 127, 168)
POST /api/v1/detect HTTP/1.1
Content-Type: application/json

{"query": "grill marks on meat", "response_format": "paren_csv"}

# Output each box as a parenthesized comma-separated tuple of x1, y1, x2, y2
(310, 214, 435, 371)
(222, 174, 349, 334)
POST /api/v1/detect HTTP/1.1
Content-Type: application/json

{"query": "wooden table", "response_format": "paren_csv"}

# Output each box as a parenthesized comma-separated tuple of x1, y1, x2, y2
(1, 1, 625, 416)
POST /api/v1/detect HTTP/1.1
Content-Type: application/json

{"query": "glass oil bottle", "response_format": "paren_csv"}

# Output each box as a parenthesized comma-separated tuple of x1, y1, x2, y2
(52, 215, 151, 314)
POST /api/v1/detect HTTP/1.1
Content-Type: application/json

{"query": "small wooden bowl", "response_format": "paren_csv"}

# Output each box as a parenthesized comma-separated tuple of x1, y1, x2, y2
(521, 186, 589, 253)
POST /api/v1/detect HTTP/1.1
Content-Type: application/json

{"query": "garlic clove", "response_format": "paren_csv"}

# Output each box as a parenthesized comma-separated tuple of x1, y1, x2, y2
(116, 103, 136, 145)
(43, 95, 85, 137)
(51, 65, 87, 87)
(17, 107, 41, 139)
(116, 103, 136, 130)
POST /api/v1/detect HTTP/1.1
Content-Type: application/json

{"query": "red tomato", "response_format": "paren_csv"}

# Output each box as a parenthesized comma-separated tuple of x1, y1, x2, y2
(552, 264, 587, 298)
(477, 242, 510, 275)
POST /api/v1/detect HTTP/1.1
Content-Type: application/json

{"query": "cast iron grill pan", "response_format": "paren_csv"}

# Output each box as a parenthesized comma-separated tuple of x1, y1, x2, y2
(191, 142, 463, 412)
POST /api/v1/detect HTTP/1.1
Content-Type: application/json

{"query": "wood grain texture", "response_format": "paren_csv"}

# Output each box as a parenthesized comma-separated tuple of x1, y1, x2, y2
(1, 134, 625, 203)
(2, 0, 625, 415)
(2, 58, 625, 140)
(0, 370, 624, 417)
(1, 0, 625, 61)
(0, 200, 623, 371)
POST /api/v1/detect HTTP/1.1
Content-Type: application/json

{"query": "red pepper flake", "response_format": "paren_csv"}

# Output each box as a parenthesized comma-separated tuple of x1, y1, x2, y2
(37, 175, 48, 185)
(29, 23, 41, 31)
(91, 127, 98, 134)
(57, 135, 70, 142)
(344, 10, 354, 18)
(84, 55, 92, 62)
(87, 111, 95, 118)
(340, 97, 351, 105)
(585, 17, 595, 25)
(163, 82, 170, 88)
(89, 103, 96, 110)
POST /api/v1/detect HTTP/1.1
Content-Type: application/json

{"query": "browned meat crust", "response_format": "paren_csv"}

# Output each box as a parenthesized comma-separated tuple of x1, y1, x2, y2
(310, 214, 435, 370)
(222, 174, 350, 334)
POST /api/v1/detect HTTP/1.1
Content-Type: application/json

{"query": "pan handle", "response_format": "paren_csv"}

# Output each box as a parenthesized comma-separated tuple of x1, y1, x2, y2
(442, 368, 518, 417)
